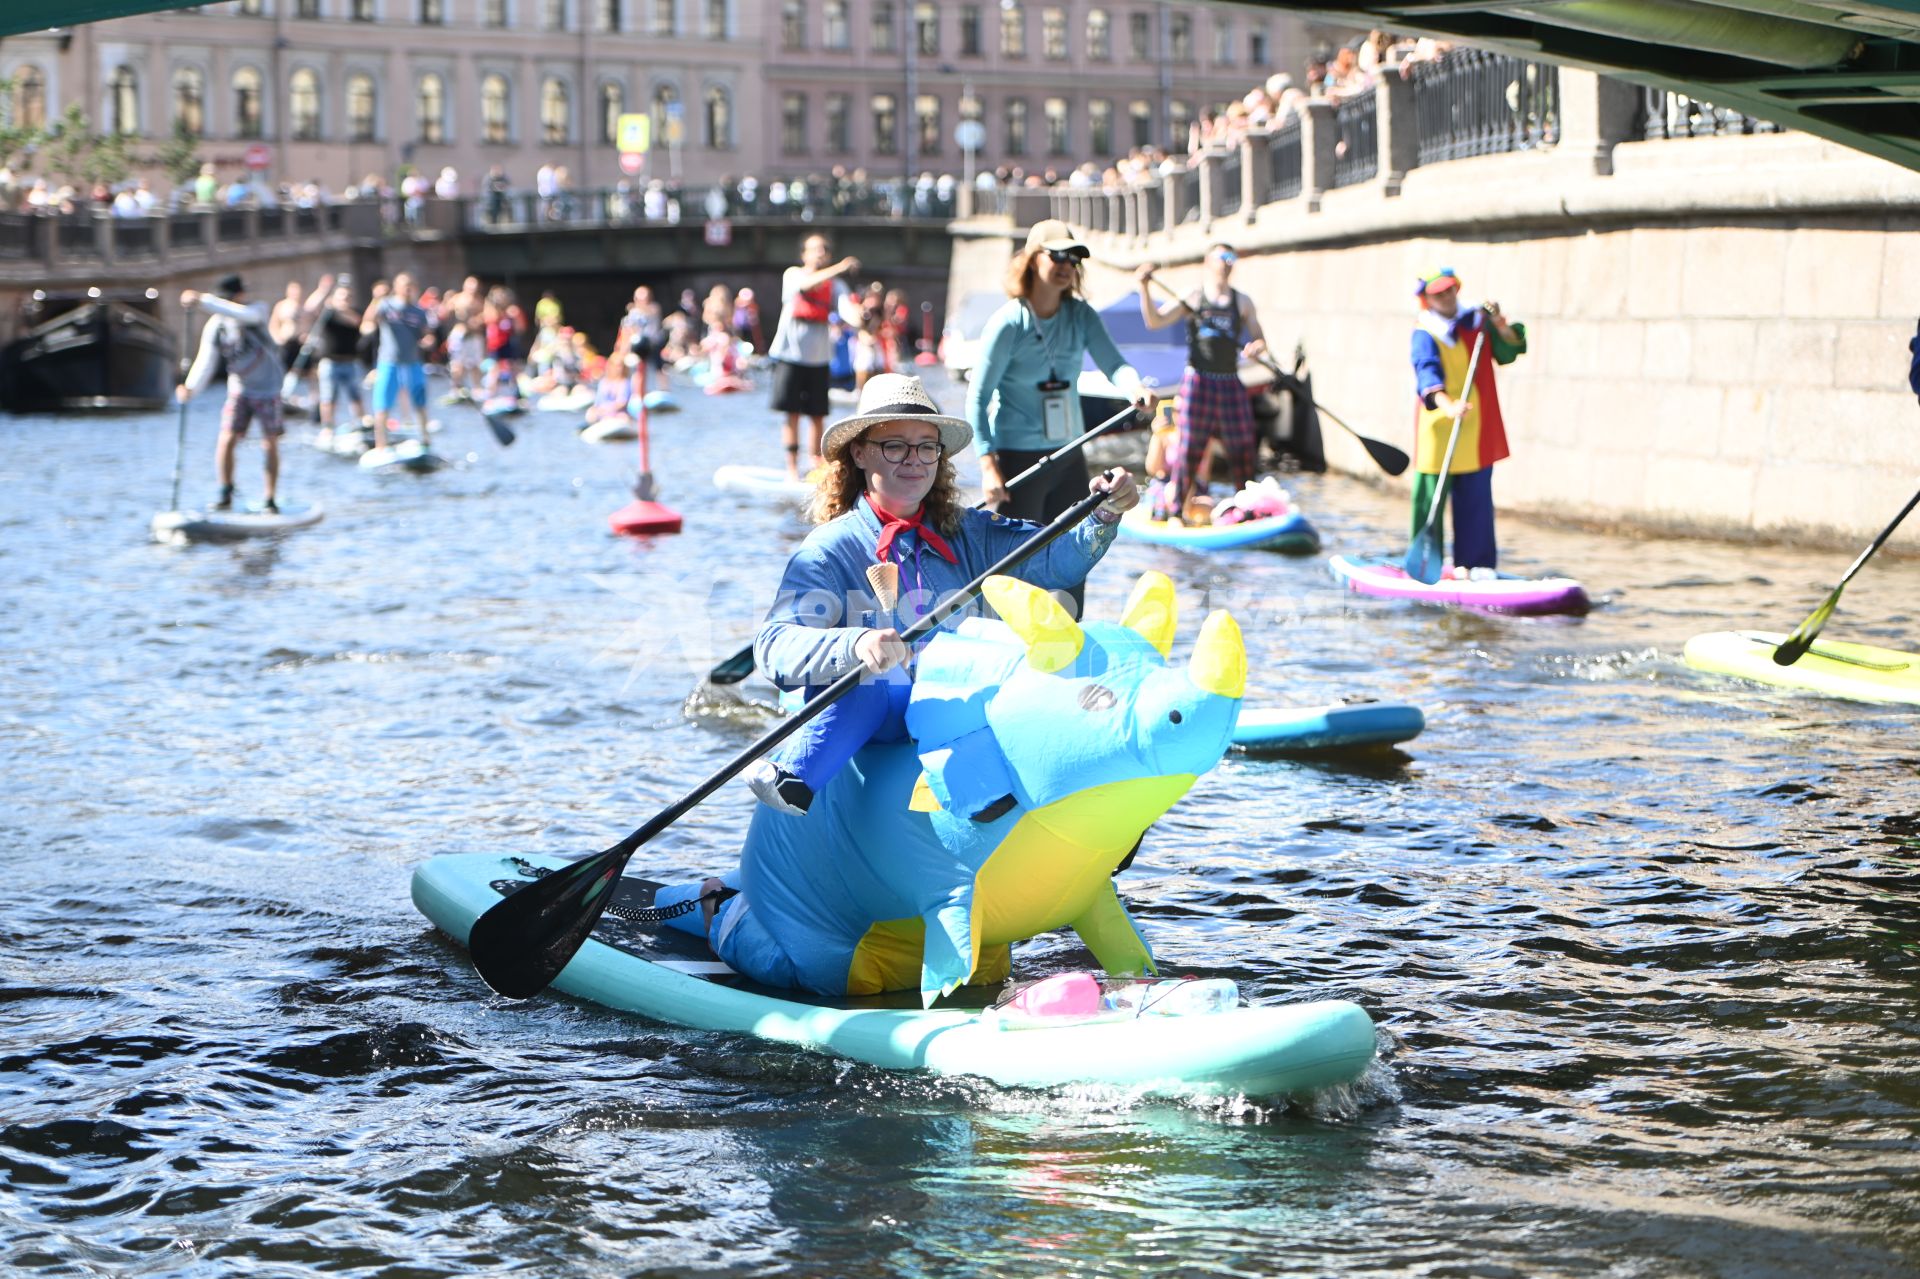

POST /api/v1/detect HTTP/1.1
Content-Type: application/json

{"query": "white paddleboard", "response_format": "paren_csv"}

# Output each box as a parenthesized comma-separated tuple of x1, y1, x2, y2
(152, 504, 325, 545)
(359, 438, 445, 472)
(713, 464, 818, 501)
(580, 416, 638, 443)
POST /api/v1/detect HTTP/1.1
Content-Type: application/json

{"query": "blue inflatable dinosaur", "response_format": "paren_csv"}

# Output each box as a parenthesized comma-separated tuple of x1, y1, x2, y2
(683, 571, 1245, 1005)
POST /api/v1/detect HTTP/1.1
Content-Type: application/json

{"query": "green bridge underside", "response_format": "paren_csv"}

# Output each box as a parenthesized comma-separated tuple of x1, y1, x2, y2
(14, 1, 1920, 172)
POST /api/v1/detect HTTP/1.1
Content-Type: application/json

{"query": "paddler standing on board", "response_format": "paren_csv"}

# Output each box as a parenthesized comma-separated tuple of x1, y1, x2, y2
(768, 232, 863, 479)
(177, 274, 287, 513)
(1409, 268, 1527, 577)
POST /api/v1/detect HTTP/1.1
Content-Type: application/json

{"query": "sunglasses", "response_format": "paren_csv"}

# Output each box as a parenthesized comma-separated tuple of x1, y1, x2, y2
(1045, 249, 1086, 266)
(866, 438, 945, 464)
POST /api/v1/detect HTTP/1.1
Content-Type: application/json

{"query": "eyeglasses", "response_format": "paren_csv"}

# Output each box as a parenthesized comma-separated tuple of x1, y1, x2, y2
(867, 438, 944, 464)
(1216, 251, 1238, 265)
(1045, 249, 1085, 266)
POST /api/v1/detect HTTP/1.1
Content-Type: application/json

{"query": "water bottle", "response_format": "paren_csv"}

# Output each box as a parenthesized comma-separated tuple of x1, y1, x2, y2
(1100, 977, 1239, 1018)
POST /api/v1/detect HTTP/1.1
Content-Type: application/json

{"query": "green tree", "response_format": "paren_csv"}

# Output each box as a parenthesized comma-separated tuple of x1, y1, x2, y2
(41, 104, 93, 187)
(83, 130, 132, 188)
(155, 120, 202, 188)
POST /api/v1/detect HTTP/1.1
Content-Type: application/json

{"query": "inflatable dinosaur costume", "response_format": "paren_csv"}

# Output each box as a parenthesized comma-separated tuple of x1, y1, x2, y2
(670, 571, 1246, 1006)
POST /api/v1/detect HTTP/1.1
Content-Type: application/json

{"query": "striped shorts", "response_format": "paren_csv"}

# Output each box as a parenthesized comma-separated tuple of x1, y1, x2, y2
(1170, 367, 1256, 499)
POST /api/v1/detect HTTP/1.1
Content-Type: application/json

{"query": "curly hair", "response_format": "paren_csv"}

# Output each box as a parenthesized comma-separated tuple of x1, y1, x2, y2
(810, 432, 965, 535)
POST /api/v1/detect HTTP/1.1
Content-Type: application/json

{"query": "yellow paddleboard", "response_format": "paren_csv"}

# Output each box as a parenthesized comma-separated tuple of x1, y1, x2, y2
(1683, 631, 1920, 706)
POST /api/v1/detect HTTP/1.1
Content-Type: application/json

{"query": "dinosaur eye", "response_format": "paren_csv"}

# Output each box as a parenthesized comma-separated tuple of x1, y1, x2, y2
(1078, 684, 1117, 711)
(1168, 710, 1184, 724)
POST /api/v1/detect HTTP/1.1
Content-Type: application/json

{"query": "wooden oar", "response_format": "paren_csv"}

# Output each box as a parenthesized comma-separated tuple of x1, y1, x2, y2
(705, 402, 1141, 685)
(1139, 274, 1409, 477)
(468, 478, 1123, 999)
(1404, 320, 1487, 585)
(1772, 483, 1920, 666)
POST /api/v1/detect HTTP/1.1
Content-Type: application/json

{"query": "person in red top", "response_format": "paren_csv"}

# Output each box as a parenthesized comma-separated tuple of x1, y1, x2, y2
(767, 232, 862, 477)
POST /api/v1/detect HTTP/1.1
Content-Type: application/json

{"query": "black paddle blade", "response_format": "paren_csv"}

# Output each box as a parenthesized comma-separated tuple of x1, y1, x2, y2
(707, 641, 758, 685)
(1772, 592, 1838, 666)
(481, 410, 516, 447)
(1362, 436, 1410, 477)
(467, 844, 633, 998)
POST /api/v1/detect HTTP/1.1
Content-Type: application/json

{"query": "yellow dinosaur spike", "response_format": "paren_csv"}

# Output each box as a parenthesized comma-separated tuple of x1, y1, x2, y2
(909, 771, 942, 812)
(981, 575, 1084, 673)
(1118, 571, 1177, 657)
(1188, 610, 1246, 700)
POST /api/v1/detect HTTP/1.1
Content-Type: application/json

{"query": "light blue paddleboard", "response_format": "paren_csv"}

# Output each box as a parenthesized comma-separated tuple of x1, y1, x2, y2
(412, 852, 1377, 1099)
(1120, 506, 1321, 554)
(1232, 702, 1425, 754)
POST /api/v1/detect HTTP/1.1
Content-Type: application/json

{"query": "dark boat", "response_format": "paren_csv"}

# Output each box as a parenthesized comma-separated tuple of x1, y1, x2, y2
(0, 287, 178, 413)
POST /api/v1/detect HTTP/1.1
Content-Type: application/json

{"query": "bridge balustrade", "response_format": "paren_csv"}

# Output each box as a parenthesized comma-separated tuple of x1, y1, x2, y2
(1641, 88, 1781, 139)
(1411, 48, 1561, 165)
(1332, 88, 1380, 188)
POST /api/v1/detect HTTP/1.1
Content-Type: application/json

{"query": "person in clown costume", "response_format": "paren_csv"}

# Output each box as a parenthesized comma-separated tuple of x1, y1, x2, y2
(1409, 268, 1527, 575)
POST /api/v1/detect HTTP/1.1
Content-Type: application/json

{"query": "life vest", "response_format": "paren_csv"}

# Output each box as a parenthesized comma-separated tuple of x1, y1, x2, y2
(790, 281, 833, 323)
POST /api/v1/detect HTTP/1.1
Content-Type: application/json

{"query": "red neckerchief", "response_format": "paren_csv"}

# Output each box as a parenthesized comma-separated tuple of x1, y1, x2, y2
(867, 496, 957, 565)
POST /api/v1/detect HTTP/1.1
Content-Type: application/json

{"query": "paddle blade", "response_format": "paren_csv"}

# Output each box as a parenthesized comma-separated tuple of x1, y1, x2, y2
(467, 845, 632, 998)
(707, 641, 758, 685)
(1773, 591, 1838, 666)
(1403, 538, 1442, 585)
(481, 410, 516, 446)
(1362, 436, 1410, 477)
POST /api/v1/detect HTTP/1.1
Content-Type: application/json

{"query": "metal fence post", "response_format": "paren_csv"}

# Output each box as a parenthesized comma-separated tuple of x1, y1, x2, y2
(1239, 131, 1269, 222)
(1376, 62, 1417, 197)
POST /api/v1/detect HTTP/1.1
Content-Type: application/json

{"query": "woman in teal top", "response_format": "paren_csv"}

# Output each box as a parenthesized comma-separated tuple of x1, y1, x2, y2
(966, 221, 1155, 553)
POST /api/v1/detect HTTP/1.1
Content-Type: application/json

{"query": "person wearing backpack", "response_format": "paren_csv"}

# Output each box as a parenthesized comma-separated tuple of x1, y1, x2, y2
(178, 274, 288, 512)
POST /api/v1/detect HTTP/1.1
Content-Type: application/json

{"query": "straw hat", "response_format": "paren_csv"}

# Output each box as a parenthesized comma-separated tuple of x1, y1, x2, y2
(821, 372, 972, 462)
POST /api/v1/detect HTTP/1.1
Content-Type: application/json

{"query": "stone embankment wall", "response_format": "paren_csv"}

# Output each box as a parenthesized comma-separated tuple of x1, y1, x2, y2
(956, 73, 1920, 551)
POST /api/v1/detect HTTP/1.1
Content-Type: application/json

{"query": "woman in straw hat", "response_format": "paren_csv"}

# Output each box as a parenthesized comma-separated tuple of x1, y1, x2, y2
(744, 372, 1137, 817)
(966, 219, 1154, 610)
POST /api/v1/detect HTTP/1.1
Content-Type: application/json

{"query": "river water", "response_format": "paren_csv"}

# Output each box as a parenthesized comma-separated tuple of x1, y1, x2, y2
(2, 373, 1917, 1278)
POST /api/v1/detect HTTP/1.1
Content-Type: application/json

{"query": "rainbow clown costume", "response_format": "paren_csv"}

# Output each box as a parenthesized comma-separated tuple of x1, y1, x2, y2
(1409, 268, 1527, 572)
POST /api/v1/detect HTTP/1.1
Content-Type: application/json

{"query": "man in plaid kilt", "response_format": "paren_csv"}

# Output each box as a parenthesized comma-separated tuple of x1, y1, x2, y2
(1135, 243, 1269, 520)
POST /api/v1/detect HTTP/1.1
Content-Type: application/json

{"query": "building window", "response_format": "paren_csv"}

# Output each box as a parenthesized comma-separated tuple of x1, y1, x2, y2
(823, 0, 849, 49)
(418, 73, 447, 144)
(959, 5, 981, 56)
(108, 66, 139, 135)
(1000, 1, 1025, 56)
(1044, 96, 1067, 153)
(871, 91, 896, 154)
(351, 0, 373, 19)
(541, 77, 570, 144)
(544, 0, 566, 30)
(12, 67, 45, 130)
(704, 0, 726, 39)
(1168, 99, 1191, 149)
(598, 81, 621, 144)
(598, 0, 620, 32)
(704, 85, 730, 148)
(1129, 98, 1151, 147)
(172, 66, 205, 138)
(1169, 13, 1191, 61)
(346, 72, 376, 141)
(289, 68, 320, 140)
(872, 0, 896, 52)
(1250, 30, 1269, 67)
(296, 0, 320, 16)
(1086, 8, 1109, 60)
(781, 0, 805, 49)
(1005, 97, 1027, 155)
(1128, 11, 1150, 60)
(781, 91, 807, 154)
(1042, 7, 1066, 59)
(237, 0, 264, 13)
(1214, 18, 1232, 64)
(420, 0, 444, 23)
(915, 2, 938, 56)
(233, 67, 262, 139)
(649, 0, 674, 36)
(486, 0, 508, 27)
(915, 93, 939, 156)
(825, 91, 850, 151)
(1088, 97, 1111, 154)
(651, 82, 678, 146)
(482, 73, 510, 143)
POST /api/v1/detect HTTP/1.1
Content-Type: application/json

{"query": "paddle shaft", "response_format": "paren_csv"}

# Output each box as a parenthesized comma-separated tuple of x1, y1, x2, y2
(1411, 320, 1489, 552)
(1773, 482, 1920, 664)
(704, 403, 1137, 684)
(168, 303, 194, 513)
(1251, 352, 1409, 476)
(468, 480, 1118, 997)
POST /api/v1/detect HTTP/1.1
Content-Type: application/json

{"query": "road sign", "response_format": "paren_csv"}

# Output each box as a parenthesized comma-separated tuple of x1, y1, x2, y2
(617, 113, 651, 153)
(244, 142, 272, 170)
(955, 120, 985, 152)
(620, 150, 645, 175)
(704, 219, 731, 247)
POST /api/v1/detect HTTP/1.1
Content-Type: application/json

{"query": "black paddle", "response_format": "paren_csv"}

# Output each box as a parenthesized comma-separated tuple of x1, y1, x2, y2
(478, 404, 516, 446)
(1138, 273, 1409, 477)
(1772, 483, 1920, 666)
(1405, 320, 1487, 585)
(1250, 353, 1409, 477)
(704, 402, 1142, 685)
(469, 477, 1124, 999)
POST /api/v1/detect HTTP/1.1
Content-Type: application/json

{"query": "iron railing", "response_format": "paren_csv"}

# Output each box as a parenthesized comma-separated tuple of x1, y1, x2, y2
(1178, 165, 1200, 222)
(1216, 147, 1242, 217)
(469, 181, 957, 229)
(1332, 87, 1379, 187)
(1412, 48, 1560, 166)
(1641, 88, 1781, 139)
(1268, 115, 1302, 201)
